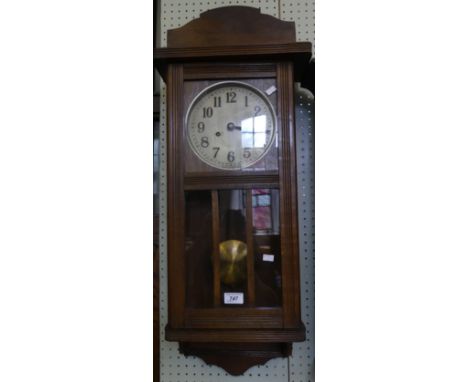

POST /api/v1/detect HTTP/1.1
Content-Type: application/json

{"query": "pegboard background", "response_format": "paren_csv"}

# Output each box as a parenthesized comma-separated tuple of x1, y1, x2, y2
(158, 2, 314, 381)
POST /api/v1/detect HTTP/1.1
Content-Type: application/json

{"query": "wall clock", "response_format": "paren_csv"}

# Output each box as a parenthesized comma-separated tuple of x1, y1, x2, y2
(155, 6, 312, 376)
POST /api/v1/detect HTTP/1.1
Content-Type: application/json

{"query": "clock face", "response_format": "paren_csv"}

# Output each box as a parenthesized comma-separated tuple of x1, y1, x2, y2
(186, 82, 277, 170)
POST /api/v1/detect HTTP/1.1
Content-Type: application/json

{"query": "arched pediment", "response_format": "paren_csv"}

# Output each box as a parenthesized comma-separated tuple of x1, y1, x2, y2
(167, 6, 296, 48)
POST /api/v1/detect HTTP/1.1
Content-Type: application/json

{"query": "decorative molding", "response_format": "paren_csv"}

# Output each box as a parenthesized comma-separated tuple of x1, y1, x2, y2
(154, 43, 312, 83)
(185, 307, 283, 329)
(184, 62, 277, 80)
(167, 7, 296, 48)
(277, 62, 302, 328)
(166, 64, 186, 328)
(166, 324, 305, 343)
(179, 342, 292, 376)
(184, 172, 279, 190)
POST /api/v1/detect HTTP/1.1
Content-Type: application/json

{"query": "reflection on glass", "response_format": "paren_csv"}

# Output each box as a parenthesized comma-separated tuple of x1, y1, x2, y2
(252, 189, 282, 307)
(252, 189, 280, 234)
(241, 115, 267, 148)
(184, 191, 213, 308)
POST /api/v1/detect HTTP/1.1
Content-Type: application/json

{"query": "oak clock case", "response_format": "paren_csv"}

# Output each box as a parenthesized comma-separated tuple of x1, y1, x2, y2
(154, 5, 311, 376)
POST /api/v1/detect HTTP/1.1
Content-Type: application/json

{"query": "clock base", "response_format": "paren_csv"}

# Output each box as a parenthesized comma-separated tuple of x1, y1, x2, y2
(179, 342, 292, 376)
(166, 324, 306, 343)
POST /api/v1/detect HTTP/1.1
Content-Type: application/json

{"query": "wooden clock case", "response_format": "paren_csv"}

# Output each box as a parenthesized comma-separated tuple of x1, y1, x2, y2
(155, 6, 312, 376)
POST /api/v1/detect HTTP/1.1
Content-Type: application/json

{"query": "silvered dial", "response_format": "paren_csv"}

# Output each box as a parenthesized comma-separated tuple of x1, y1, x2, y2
(186, 82, 276, 170)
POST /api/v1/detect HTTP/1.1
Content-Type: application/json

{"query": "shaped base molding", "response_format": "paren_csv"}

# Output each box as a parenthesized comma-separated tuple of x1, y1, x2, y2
(179, 342, 292, 376)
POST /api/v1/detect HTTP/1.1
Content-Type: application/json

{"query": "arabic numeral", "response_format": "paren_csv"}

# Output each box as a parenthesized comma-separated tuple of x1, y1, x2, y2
(227, 151, 235, 162)
(203, 107, 213, 118)
(201, 136, 209, 148)
(226, 91, 237, 103)
(197, 122, 205, 133)
(213, 147, 220, 158)
(213, 96, 221, 108)
(254, 105, 261, 116)
(243, 149, 251, 159)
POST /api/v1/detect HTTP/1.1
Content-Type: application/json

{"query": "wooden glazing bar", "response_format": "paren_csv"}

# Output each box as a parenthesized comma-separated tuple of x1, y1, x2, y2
(184, 172, 279, 190)
(245, 189, 256, 306)
(211, 190, 221, 307)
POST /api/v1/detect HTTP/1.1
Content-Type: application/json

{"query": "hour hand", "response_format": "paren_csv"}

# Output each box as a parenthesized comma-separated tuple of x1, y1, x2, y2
(227, 122, 241, 131)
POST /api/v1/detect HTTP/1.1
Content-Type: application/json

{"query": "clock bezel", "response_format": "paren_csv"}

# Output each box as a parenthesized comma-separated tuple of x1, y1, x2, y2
(185, 80, 278, 171)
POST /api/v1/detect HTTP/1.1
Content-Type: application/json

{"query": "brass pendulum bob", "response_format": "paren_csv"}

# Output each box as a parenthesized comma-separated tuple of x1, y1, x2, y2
(219, 240, 247, 286)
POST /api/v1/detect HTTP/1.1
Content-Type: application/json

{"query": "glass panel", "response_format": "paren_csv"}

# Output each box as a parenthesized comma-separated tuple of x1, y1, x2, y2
(185, 191, 213, 308)
(184, 188, 282, 309)
(252, 189, 282, 307)
(184, 79, 279, 173)
(218, 190, 248, 306)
